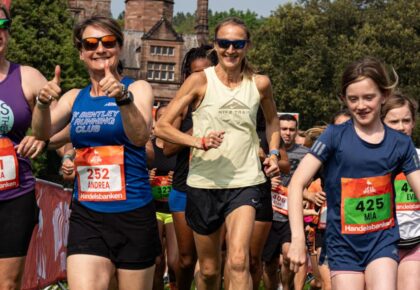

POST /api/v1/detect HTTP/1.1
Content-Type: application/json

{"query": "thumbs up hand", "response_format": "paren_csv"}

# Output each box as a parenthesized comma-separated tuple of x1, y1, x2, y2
(36, 65, 62, 107)
(99, 60, 125, 100)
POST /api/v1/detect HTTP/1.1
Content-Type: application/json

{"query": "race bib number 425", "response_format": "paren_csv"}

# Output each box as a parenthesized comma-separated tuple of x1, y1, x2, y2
(341, 174, 394, 234)
(75, 145, 126, 202)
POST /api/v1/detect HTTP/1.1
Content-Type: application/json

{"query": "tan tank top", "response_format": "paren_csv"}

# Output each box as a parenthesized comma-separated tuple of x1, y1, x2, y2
(187, 66, 266, 189)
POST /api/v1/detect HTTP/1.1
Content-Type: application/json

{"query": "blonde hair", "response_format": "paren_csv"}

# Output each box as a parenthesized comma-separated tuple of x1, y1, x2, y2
(304, 126, 327, 148)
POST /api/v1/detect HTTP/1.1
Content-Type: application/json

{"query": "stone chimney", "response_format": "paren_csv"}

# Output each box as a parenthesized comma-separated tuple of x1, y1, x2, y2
(125, 0, 174, 32)
(195, 0, 209, 45)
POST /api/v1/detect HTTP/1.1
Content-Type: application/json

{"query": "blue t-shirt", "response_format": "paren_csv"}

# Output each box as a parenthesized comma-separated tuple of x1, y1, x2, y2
(310, 120, 420, 270)
(70, 77, 152, 213)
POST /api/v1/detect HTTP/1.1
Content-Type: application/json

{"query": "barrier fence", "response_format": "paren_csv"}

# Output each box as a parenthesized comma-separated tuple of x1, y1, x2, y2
(21, 179, 72, 290)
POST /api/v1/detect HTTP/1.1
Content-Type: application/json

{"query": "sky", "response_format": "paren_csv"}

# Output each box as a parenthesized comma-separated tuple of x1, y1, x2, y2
(111, 0, 294, 18)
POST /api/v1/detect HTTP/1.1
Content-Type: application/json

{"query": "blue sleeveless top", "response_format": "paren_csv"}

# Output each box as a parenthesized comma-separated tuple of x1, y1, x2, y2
(70, 77, 152, 213)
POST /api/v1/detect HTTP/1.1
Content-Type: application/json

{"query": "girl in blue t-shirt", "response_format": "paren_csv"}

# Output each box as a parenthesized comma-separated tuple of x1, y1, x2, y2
(287, 57, 420, 290)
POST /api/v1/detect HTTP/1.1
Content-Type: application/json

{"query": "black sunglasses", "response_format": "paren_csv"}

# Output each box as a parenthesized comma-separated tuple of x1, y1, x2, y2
(81, 35, 118, 51)
(215, 38, 248, 49)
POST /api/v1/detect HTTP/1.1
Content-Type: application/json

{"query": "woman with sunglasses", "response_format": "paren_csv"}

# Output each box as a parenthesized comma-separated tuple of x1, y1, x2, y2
(0, 5, 49, 289)
(32, 16, 159, 290)
(155, 17, 280, 289)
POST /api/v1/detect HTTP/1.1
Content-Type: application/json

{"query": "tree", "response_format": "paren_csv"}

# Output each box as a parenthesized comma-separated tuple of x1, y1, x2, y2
(249, 0, 419, 144)
(173, 9, 265, 38)
(173, 12, 195, 34)
(8, 0, 88, 92)
(208, 9, 264, 39)
(8, 0, 89, 179)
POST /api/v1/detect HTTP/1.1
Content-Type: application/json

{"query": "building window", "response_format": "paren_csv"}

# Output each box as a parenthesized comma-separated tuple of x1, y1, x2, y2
(147, 62, 175, 81)
(150, 46, 175, 56)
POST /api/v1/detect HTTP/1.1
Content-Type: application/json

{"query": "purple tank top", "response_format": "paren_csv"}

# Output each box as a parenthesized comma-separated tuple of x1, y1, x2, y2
(0, 63, 35, 200)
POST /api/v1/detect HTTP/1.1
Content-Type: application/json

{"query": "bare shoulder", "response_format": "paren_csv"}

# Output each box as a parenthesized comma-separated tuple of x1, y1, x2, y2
(254, 74, 272, 91)
(20, 65, 47, 91)
(20, 65, 43, 76)
(129, 79, 152, 91)
(189, 70, 207, 84)
(128, 80, 154, 106)
(182, 70, 207, 95)
(61, 88, 81, 107)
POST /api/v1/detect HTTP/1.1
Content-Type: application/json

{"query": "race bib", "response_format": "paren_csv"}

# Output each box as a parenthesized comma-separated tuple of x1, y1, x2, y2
(272, 185, 288, 216)
(394, 173, 420, 211)
(341, 174, 394, 234)
(0, 137, 19, 190)
(75, 145, 126, 202)
(151, 175, 172, 202)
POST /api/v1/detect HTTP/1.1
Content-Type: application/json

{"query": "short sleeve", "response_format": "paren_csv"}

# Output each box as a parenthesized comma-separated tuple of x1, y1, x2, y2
(401, 139, 420, 175)
(309, 124, 335, 163)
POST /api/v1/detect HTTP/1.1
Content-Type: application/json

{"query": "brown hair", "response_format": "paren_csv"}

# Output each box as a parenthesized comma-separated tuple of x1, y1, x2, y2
(341, 56, 398, 98)
(214, 17, 255, 79)
(73, 16, 123, 50)
(381, 92, 418, 121)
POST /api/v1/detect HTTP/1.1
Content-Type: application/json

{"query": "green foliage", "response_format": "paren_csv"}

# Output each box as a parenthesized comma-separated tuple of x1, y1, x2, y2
(8, 0, 89, 179)
(249, 0, 420, 134)
(173, 12, 196, 34)
(117, 11, 125, 28)
(8, 0, 89, 91)
(173, 9, 265, 38)
(207, 9, 264, 39)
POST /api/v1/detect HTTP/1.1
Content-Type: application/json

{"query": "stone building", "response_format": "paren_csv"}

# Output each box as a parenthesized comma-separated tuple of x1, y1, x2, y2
(68, 0, 112, 21)
(68, 0, 210, 103)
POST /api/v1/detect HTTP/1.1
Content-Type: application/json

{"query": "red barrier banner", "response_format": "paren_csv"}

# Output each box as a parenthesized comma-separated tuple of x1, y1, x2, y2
(21, 179, 72, 290)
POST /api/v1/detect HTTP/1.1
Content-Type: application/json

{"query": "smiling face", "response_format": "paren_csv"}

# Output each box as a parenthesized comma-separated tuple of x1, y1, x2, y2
(383, 104, 415, 136)
(214, 23, 249, 72)
(343, 77, 385, 129)
(79, 25, 120, 75)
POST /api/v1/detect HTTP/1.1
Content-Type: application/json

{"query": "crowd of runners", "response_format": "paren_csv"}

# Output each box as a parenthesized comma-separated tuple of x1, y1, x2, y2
(0, 4, 419, 290)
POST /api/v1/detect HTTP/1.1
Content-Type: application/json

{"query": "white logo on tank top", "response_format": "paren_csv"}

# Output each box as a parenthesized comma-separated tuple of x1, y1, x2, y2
(0, 100, 14, 135)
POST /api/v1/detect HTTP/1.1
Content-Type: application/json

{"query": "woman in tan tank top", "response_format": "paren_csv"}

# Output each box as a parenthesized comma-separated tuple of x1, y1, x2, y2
(155, 17, 280, 289)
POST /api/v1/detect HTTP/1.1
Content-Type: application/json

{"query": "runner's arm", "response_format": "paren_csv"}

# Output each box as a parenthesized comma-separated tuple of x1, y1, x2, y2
(155, 72, 206, 149)
(118, 80, 154, 147)
(32, 89, 78, 141)
(406, 170, 420, 201)
(287, 153, 322, 272)
(257, 75, 280, 176)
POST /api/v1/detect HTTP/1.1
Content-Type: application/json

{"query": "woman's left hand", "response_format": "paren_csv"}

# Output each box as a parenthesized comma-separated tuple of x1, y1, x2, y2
(263, 156, 280, 177)
(15, 136, 47, 158)
(99, 61, 124, 99)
